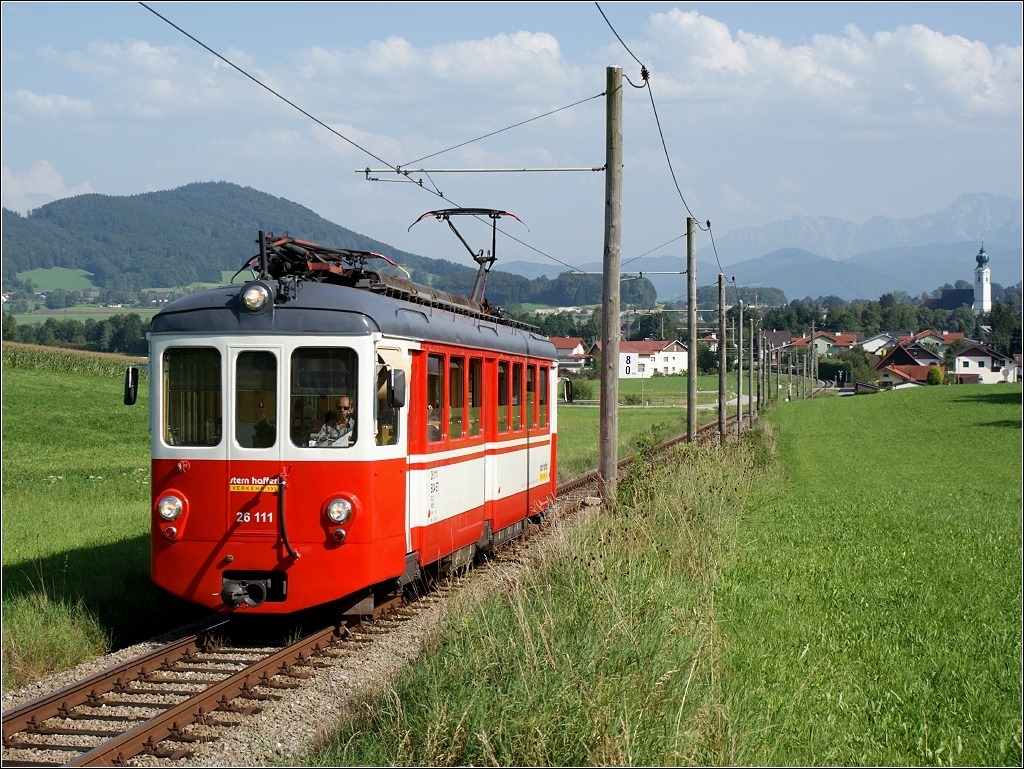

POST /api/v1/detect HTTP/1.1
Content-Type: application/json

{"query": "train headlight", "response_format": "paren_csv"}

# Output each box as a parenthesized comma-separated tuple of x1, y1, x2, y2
(157, 495, 183, 521)
(241, 283, 270, 312)
(326, 498, 352, 524)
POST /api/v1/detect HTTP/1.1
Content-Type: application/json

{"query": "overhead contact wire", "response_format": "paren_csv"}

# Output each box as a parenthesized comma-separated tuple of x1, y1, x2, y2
(401, 92, 606, 168)
(140, 2, 591, 277)
(139, 2, 397, 171)
(595, 2, 730, 279)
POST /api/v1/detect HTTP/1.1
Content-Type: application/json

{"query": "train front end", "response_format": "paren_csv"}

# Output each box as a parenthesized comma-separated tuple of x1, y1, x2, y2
(147, 280, 410, 614)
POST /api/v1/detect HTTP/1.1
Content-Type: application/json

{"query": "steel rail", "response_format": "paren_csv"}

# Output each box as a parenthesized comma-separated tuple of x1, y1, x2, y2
(64, 624, 346, 766)
(1, 622, 228, 741)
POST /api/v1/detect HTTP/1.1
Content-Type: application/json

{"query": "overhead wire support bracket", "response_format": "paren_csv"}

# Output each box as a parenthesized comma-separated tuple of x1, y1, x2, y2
(360, 167, 604, 175)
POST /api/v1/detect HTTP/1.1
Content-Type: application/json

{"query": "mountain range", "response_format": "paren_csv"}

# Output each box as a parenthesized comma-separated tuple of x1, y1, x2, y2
(496, 193, 1022, 302)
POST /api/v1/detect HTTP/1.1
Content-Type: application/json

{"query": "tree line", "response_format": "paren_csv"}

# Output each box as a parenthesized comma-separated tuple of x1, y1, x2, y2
(1, 313, 149, 356)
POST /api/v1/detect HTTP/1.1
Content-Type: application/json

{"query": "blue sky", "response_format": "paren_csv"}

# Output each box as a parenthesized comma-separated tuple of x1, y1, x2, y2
(2, 2, 1021, 270)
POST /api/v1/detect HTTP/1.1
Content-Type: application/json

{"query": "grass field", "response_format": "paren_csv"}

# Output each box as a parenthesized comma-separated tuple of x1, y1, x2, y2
(1, 362, 205, 692)
(9, 306, 162, 324)
(304, 384, 1021, 766)
(718, 385, 1022, 765)
(556, 406, 717, 481)
(17, 267, 97, 292)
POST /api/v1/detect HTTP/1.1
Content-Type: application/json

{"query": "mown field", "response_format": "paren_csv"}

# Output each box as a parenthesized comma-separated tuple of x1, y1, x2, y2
(1, 347, 209, 691)
(1, 345, 698, 691)
(305, 384, 1021, 766)
(719, 385, 1022, 765)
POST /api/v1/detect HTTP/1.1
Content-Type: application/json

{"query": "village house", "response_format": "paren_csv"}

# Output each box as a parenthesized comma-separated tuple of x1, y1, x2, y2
(547, 336, 591, 373)
(763, 330, 792, 349)
(861, 332, 899, 355)
(906, 329, 965, 354)
(698, 332, 719, 352)
(952, 343, 1018, 384)
(873, 343, 936, 389)
(791, 330, 862, 356)
(589, 339, 688, 377)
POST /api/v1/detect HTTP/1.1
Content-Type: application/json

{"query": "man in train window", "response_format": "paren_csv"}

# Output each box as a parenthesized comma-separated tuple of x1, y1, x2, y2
(334, 395, 356, 445)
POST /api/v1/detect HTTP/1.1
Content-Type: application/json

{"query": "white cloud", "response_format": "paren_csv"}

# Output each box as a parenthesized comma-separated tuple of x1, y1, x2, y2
(641, 10, 1022, 119)
(6, 89, 92, 116)
(1, 161, 94, 212)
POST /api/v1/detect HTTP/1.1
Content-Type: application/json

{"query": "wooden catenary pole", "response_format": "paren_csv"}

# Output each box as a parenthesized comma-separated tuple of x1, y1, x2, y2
(598, 65, 623, 502)
(736, 301, 743, 435)
(718, 274, 726, 441)
(748, 318, 754, 426)
(686, 216, 697, 442)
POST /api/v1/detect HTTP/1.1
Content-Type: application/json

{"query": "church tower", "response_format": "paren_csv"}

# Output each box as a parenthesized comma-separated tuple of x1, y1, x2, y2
(973, 244, 991, 314)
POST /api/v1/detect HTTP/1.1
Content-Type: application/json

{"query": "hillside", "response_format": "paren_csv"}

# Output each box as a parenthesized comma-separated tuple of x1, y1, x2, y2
(2, 181, 657, 311)
(1, 182, 467, 292)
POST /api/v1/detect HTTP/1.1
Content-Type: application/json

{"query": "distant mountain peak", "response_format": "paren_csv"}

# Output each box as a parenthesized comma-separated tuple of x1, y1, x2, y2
(701, 192, 1022, 265)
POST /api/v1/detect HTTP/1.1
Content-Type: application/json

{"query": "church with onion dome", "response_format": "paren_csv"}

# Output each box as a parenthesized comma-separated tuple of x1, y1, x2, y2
(972, 244, 992, 314)
(921, 244, 996, 314)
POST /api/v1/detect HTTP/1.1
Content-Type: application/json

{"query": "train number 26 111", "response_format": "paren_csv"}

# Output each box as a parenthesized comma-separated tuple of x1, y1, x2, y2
(236, 511, 274, 523)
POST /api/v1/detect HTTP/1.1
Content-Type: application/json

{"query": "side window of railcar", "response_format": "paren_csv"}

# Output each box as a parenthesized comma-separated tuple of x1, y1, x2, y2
(468, 358, 482, 437)
(512, 363, 523, 431)
(375, 357, 400, 446)
(497, 361, 509, 433)
(449, 356, 465, 440)
(526, 365, 536, 429)
(427, 353, 444, 443)
(236, 351, 277, 449)
(539, 367, 549, 428)
(164, 348, 222, 446)
(290, 348, 358, 448)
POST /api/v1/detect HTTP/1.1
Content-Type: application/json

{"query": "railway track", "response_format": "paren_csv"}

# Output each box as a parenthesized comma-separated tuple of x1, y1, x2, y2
(2, 412, 750, 768)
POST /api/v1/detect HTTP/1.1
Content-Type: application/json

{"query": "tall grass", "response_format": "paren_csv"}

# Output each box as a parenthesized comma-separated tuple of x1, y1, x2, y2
(2, 582, 110, 690)
(2, 342, 147, 379)
(306, 433, 768, 766)
(2, 364, 202, 692)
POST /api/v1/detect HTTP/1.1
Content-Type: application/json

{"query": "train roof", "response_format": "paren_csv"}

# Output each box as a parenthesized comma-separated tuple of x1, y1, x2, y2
(151, 280, 557, 360)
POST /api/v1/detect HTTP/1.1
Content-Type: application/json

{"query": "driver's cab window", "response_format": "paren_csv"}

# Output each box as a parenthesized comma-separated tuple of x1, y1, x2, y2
(289, 347, 358, 448)
(236, 351, 277, 448)
(375, 355, 400, 446)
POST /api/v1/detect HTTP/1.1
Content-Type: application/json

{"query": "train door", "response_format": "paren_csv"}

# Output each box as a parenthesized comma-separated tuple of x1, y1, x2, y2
(374, 345, 411, 561)
(226, 345, 286, 555)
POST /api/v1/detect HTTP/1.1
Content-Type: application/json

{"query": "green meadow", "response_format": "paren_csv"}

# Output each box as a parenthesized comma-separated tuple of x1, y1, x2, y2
(306, 384, 1021, 766)
(16, 267, 97, 292)
(719, 385, 1022, 765)
(556, 406, 716, 481)
(1, 351, 205, 691)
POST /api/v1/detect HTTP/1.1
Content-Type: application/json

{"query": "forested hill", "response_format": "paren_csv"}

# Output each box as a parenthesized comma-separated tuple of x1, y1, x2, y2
(2, 181, 657, 309)
(1, 182, 467, 291)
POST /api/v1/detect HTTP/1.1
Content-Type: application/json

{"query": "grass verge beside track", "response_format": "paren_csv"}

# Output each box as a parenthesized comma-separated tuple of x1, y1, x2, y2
(305, 385, 1021, 766)
(306, 432, 764, 766)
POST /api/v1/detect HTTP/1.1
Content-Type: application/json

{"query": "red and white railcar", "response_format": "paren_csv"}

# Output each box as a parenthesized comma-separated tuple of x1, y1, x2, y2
(140, 227, 558, 614)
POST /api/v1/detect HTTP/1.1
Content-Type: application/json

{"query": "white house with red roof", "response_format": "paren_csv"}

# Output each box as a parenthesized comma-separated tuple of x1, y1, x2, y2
(590, 340, 688, 377)
(547, 336, 590, 372)
(952, 343, 1018, 384)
